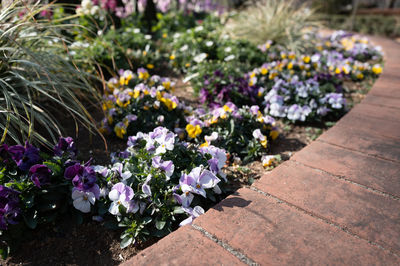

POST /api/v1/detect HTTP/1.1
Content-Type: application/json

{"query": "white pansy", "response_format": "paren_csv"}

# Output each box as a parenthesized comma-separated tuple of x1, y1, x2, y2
(72, 190, 95, 213)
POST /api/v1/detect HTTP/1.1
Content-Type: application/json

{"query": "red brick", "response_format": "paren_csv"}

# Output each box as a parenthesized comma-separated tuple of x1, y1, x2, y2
(254, 161, 400, 253)
(194, 188, 400, 265)
(122, 226, 243, 266)
(317, 123, 400, 162)
(363, 94, 400, 110)
(350, 103, 400, 123)
(335, 112, 400, 140)
(369, 76, 400, 98)
(291, 141, 400, 197)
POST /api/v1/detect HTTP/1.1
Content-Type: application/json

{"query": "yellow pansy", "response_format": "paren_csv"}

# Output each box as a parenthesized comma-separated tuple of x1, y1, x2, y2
(372, 64, 382, 75)
(162, 81, 171, 90)
(335, 67, 341, 74)
(262, 155, 275, 167)
(200, 141, 209, 148)
(303, 56, 310, 64)
(133, 89, 140, 99)
(138, 71, 149, 80)
(186, 124, 202, 139)
(102, 100, 114, 111)
(287, 62, 293, 70)
(147, 64, 154, 69)
(260, 67, 268, 75)
(210, 116, 218, 124)
(223, 105, 232, 112)
(260, 139, 268, 148)
(114, 124, 127, 139)
(270, 130, 279, 140)
(356, 73, 364, 80)
(161, 97, 177, 111)
(116, 98, 130, 108)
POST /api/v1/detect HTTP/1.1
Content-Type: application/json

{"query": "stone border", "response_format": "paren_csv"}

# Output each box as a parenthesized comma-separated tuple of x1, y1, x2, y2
(122, 35, 400, 265)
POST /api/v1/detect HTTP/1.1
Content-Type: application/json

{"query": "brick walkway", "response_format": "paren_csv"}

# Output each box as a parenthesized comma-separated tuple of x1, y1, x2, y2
(122, 36, 400, 265)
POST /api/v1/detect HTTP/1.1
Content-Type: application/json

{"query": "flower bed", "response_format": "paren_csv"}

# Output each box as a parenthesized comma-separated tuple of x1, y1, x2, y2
(0, 0, 384, 263)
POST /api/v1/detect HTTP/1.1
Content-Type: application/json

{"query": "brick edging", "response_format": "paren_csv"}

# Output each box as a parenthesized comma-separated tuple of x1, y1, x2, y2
(122, 35, 400, 265)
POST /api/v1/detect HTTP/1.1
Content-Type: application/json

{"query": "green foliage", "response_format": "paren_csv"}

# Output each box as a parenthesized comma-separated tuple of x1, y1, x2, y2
(225, 0, 320, 52)
(0, 2, 101, 147)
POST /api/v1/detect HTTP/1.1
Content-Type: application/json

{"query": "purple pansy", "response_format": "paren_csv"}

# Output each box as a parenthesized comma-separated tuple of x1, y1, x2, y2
(108, 182, 138, 215)
(9, 143, 41, 171)
(0, 185, 20, 230)
(179, 167, 220, 198)
(54, 137, 77, 158)
(152, 156, 174, 180)
(29, 164, 52, 188)
(179, 206, 205, 226)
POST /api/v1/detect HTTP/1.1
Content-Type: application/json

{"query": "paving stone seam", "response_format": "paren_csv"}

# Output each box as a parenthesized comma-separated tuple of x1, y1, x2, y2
(369, 92, 400, 100)
(249, 186, 400, 258)
(290, 159, 400, 201)
(316, 139, 400, 164)
(191, 224, 258, 266)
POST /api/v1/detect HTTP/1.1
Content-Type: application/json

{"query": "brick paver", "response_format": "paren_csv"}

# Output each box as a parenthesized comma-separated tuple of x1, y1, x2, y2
(334, 109, 400, 140)
(123, 35, 400, 265)
(291, 141, 400, 197)
(121, 225, 244, 266)
(254, 161, 400, 253)
(194, 188, 399, 265)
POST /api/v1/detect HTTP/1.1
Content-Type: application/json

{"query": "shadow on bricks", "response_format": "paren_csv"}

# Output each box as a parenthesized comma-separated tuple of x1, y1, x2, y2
(213, 196, 252, 211)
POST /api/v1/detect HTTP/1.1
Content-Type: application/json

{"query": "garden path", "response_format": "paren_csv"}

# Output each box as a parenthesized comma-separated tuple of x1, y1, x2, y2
(121, 35, 400, 265)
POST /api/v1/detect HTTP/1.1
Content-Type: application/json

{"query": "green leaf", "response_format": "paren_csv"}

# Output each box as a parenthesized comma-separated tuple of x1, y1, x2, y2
(155, 220, 166, 230)
(142, 217, 152, 225)
(0, 246, 10, 260)
(43, 161, 62, 176)
(120, 236, 133, 249)
(22, 194, 35, 208)
(173, 206, 184, 214)
(23, 210, 38, 229)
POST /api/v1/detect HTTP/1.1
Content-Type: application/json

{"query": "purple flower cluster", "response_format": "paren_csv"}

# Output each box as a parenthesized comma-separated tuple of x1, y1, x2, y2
(200, 70, 258, 107)
(0, 186, 20, 230)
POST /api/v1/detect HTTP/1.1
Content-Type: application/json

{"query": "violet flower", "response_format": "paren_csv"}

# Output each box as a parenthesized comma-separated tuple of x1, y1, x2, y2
(9, 143, 41, 172)
(0, 185, 20, 230)
(152, 156, 174, 180)
(29, 164, 52, 188)
(179, 167, 220, 198)
(179, 206, 205, 226)
(54, 137, 77, 158)
(108, 182, 138, 215)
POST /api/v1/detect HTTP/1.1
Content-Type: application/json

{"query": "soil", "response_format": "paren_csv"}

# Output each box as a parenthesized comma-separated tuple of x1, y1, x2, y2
(1, 75, 372, 265)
